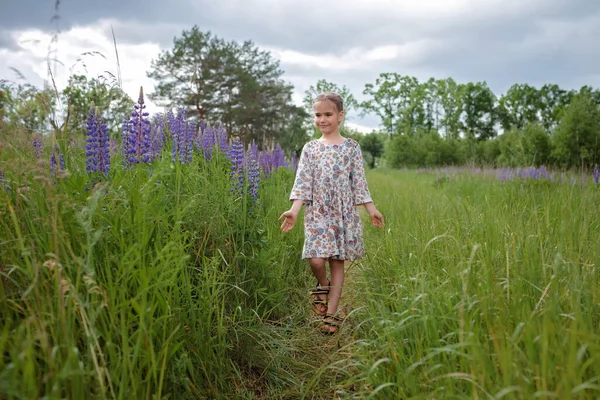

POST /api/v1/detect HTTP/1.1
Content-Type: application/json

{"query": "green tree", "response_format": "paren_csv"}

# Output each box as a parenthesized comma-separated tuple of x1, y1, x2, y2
(385, 134, 416, 167)
(1, 83, 56, 134)
(538, 84, 570, 133)
(147, 26, 298, 149)
(497, 128, 524, 167)
(459, 81, 497, 140)
(362, 73, 420, 135)
(497, 83, 540, 131)
(270, 104, 310, 156)
(62, 75, 134, 137)
(360, 132, 385, 168)
(435, 77, 462, 139)
(521, 122, 551, 166)
(551, 91, 600, 168)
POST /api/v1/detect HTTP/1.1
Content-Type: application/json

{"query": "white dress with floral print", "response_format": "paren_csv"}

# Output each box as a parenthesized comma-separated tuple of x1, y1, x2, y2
(289, 138, 372, 261)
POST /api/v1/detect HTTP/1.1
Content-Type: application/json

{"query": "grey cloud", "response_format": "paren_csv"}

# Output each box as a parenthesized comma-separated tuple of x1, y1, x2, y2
(2, 0, 600, 129)
(0, 30, 19, 51)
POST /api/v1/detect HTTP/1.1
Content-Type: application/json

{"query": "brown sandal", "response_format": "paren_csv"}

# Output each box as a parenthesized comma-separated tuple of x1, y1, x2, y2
(308, 280, 330, 316)
(321, 314, 343, 335)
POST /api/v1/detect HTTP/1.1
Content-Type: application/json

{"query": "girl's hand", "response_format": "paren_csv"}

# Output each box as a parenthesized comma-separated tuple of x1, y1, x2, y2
(369, 209, 385, 228)
(279, 209, 298, 232)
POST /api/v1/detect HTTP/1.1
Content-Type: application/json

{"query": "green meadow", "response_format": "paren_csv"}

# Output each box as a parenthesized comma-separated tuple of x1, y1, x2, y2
(1, 131, 598, 399)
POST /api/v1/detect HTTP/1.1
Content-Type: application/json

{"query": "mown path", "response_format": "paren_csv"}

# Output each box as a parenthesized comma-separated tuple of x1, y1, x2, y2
(246, 262, 367, 400)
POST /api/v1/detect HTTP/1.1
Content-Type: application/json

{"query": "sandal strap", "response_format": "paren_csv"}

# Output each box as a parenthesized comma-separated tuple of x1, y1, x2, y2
(323, 314, 343, 326)
(308, 280, 330, 296)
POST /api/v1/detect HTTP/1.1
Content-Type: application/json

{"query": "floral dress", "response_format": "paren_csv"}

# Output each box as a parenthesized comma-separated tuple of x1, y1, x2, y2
(289, 138, 373, 261)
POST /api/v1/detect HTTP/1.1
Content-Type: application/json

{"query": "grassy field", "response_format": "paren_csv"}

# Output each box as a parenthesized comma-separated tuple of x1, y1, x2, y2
(1, 131, 599, 399)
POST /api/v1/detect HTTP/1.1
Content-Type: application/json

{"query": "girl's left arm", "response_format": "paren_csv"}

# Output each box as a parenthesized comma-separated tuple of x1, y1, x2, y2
(351, 142, 384, 228)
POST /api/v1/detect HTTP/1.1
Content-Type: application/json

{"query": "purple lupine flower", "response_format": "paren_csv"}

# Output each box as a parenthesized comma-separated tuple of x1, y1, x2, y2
(96, 111, 110, 174)
(497, 168, 514, 182)
(247, 155, 260, 203)
(166, 109, 178, 163)
(272, 144, 287, 169)
(250, 141, 258, 162)
(85, 105, 110, 175)
(50, 146, 64, 178)
(175, 107, 187, 163)
(150, 113, 166, 159)
(185, 121, 196, 163)
(217, 125, 229, 154)
(228, 137, 245, 196)
(259, 150, 273, 176)
(85, 104, 99, 173)
(197, 119, 207, 149)
(126, 86, 151, 165)
(50, 152, 56, 177)
(245, 141, 258, 169)
(201, 124, 216, 160)
(594, 164, 599, 184)
(121, 116, 132, 169)
(166, 107, 189, 163)
(33, 135, 42, 160)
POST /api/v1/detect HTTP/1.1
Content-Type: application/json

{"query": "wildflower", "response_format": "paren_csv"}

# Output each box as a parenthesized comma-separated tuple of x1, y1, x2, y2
(196, 120, 207, 151)
(33, 135, 43, 160)
(184, 121, 196, 164)
(247, 154, 260, 203)
(167, 107, 192, 163)
(149, 114, 166, 160)
(200, 124, 216, 160)
(50, 145, 65, 178)
(228, 137, 245, 196)
(259, 150, 273, 176)
(217, 125, 229, 154)
(594, 164, 599, 184)
(86, 104, 110, 175)
(123, 86, 151, 168)
(166, 109, 178, 163)
(121, 117, 133, 169)
(272, 144, 287, 169)
(131, 87, 152, 163)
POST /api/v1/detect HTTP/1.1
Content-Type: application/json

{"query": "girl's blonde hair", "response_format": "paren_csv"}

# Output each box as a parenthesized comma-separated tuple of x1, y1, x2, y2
(313, 92, 344, 113)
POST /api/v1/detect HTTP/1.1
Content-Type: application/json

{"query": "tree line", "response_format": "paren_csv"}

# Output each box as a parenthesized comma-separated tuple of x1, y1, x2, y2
(1, 25, 598, 169)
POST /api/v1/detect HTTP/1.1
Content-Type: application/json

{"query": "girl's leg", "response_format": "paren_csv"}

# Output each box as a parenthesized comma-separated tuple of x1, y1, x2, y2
(326, 259, 345, 316)
(309, 257, 328, 286)
(309, 258, 329, 314)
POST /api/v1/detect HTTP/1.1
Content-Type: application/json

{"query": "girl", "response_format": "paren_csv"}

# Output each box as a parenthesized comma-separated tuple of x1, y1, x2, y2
(279, 92, 384, 335)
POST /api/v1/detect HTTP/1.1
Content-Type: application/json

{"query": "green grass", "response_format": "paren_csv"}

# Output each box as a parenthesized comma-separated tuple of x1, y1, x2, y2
(338, 169, 600, 399)
(1, 131, 599, 399)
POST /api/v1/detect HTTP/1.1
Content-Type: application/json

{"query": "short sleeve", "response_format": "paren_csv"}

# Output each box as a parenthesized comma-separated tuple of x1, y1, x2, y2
(289, 143, 313, 202)
(350, 142, 373, 205)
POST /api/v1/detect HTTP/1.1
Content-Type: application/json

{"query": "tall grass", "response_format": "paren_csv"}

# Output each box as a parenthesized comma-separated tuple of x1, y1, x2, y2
(0, 129, 319, 399)
(339, 169, 600, 399)
(2, 127, 599, 399)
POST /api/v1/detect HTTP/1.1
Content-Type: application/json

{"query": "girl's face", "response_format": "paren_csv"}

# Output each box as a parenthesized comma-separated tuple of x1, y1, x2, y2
(313, 100, 344, 134)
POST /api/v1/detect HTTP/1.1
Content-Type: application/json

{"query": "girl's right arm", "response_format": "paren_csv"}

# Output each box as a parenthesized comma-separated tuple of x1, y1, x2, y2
(279, 199, 304, 232)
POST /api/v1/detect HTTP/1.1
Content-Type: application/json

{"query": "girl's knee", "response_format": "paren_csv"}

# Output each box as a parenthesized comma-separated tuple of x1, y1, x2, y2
(309, 257, 327, 268)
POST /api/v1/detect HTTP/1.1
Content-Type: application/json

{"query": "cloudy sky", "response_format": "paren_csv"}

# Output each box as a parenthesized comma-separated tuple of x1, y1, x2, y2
(2, 0, 599, 131)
